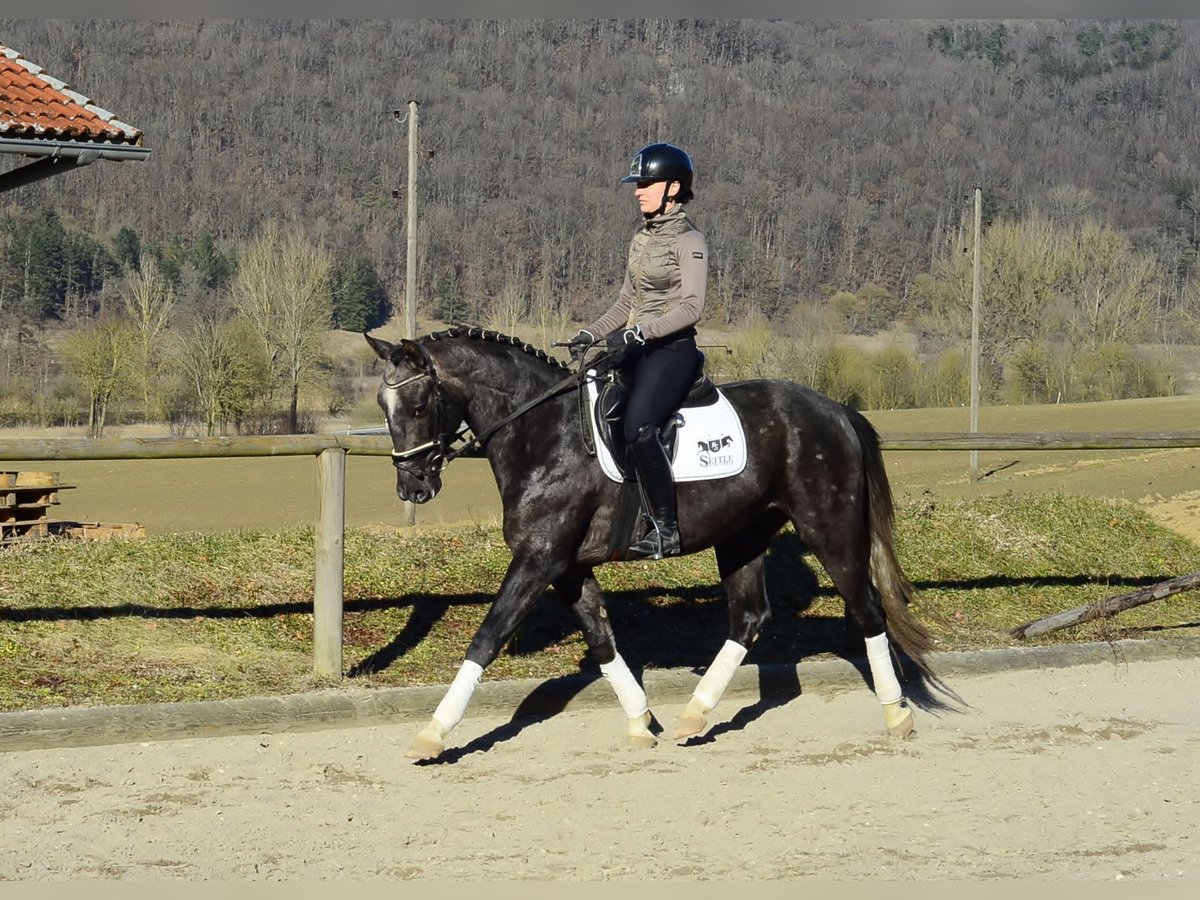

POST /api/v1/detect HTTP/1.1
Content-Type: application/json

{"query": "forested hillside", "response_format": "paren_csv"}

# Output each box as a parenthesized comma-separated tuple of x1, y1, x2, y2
(2, 19, 1199, 430)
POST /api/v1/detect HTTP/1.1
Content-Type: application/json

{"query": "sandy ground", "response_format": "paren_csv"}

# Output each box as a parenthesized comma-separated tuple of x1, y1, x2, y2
(0, 656, 1196, 880)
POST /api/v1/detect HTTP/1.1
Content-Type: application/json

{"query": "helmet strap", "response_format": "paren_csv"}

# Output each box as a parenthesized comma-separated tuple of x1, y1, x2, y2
(650, 181, 677, 218)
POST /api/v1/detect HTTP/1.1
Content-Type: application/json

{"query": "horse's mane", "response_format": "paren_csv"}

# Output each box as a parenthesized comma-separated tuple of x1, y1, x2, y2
(423, 324, 570, 372)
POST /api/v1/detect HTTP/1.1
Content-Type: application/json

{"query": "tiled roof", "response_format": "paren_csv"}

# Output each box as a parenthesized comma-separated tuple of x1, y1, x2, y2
(0, 44, 143, 145)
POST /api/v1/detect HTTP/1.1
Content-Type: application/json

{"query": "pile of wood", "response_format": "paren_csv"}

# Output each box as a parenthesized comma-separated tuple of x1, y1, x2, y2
(0, 471, 143, 546)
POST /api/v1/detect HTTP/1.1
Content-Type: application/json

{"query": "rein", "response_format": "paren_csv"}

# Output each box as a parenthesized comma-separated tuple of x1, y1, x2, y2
(386, 351, 596, 472)
(444, 368, 586, 463)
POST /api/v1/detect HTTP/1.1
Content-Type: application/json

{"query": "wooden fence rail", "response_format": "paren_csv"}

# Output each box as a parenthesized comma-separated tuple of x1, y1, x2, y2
(3, 430, 1200, 678)
(877, 432, 1200, 451)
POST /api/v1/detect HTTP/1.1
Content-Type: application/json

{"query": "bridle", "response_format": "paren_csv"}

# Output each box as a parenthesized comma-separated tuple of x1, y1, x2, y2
(382, 366, 464, 480)
(382, 347, 590, 479)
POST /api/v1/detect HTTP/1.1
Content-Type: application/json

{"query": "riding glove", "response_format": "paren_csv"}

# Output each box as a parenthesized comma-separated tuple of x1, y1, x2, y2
(605, 326, 645, 362)
(567, 329, 595, 363)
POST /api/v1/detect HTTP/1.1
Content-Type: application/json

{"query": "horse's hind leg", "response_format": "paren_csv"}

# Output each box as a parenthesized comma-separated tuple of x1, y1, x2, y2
(813, 533, 915, 739)
(673, 525, 775, 741)
(558, 569, 657, 749)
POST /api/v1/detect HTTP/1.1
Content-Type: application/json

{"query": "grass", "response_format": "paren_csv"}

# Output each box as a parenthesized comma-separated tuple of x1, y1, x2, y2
(2, 492, 1199, 713)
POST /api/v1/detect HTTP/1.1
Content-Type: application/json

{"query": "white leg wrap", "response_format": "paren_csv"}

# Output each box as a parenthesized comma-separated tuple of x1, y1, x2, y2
(865, 633, 903, 705)
(600, 653, 649, 719)
(693, 640, 748, 711)
(431, 660, 484, 732)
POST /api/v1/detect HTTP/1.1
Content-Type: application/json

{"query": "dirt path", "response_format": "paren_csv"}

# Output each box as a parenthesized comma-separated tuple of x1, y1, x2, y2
(1, 655, 1196, 880)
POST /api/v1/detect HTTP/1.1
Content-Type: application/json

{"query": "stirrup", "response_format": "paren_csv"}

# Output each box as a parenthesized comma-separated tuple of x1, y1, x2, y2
(626, 523, 680, 560)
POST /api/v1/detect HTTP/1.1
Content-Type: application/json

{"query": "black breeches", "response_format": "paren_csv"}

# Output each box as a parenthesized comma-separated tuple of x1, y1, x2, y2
(621, 334, 699, 444)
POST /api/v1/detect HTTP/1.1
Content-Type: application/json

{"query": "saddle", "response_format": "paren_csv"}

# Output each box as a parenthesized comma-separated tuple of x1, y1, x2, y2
(591, 351, 717, 481)
(581, 351, 745, 561)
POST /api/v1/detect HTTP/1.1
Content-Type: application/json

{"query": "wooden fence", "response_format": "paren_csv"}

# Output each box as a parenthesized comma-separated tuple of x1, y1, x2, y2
(3, 430, 1200, 679)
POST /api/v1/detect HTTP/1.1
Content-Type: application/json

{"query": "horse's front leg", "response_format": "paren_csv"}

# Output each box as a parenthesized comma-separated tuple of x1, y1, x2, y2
(555, 570, 657, 749)
(406, 553, 559, 761)
(673, 531, 773, 740)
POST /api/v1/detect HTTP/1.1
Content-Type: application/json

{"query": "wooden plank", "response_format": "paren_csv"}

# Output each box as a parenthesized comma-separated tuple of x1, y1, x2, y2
(49, 521, 146, 540)
(12, 471, 59, 486)
(878, 431, 1200, 451)
(0, 520, 49, 542)
(0, 434, 394, 461)
(1008, 572, 1200, 639)
(0, 499, 59, 511)
(3, 431, 1198, 461)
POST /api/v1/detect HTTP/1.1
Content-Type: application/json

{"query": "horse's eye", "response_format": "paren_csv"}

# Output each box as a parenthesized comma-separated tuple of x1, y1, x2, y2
(412, 404, 428, 419)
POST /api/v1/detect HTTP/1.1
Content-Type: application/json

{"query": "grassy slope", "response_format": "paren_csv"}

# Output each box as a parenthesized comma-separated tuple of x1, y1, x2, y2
(1, 492, 1198, 713)
(4, 391, 1200, 711)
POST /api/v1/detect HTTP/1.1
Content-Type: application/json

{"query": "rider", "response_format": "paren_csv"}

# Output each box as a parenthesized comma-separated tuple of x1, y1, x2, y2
(568, 142, 708, 560)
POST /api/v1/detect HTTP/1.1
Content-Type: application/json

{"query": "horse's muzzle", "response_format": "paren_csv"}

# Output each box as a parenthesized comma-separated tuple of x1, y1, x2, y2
(395, 470, 441, 504)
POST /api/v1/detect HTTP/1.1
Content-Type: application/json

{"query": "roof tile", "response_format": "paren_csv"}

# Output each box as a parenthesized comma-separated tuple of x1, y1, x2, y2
(0, 43, 143, 145)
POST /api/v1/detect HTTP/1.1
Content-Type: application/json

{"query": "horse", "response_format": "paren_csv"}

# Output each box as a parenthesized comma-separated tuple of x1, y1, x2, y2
(364, 326, 936, 761)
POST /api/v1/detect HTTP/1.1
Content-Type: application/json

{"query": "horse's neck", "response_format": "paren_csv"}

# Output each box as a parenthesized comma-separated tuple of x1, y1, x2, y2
(440, 343, 567, 438)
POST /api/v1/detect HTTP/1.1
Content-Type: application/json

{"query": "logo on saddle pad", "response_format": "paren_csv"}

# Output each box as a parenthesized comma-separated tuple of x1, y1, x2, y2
(697, 435, 736, 469)
(585, 377, 747, 483)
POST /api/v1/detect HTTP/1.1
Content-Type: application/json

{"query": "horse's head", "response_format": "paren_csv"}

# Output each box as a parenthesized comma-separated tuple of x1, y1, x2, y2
(365, 333, 457, 504)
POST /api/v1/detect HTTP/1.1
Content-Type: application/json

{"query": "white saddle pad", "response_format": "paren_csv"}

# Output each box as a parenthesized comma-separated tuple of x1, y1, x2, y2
(585, 373, 747, 483)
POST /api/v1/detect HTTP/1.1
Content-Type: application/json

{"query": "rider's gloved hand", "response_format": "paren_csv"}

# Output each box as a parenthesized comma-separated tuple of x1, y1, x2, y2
(605, 326, 645, 363)
(567, 329, 595, 363)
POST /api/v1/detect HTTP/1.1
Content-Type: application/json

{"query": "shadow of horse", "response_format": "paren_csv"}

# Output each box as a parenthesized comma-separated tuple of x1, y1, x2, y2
(401, 534, 981, 761)
(3, 527, 1173, 754)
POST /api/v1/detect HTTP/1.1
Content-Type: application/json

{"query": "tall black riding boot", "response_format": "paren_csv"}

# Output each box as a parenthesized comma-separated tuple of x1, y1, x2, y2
(626, 424, 681, 560)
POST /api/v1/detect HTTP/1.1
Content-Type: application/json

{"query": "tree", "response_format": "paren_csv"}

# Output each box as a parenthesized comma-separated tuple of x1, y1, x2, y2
(172, 312, 270, 435)
(112, 227, 141, 272)
(329, 256, 390, 332)
(926, 211, 1164, 377)
(189, 229, 235, 292)
(1064, 219, 1161, 349)
(228, 223, 334, 432)
(119, 256, 176, 419)
(18, 209, 68, 320)
(60, 318, 136, 437)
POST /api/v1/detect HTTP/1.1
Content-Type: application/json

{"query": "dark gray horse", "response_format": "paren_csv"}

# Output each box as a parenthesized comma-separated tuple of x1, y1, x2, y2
(365, 326, 934, 760)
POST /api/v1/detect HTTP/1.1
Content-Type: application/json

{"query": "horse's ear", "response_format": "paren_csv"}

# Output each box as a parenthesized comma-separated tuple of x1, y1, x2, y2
(364, 332, 394, 361)
(399, 339, 432, 372)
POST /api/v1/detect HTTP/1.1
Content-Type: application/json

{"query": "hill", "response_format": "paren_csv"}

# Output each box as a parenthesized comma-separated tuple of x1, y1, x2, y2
(2, 19, 1198, 326)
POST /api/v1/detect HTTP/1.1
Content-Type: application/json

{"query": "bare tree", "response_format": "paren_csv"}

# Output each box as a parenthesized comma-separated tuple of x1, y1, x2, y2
(118, 255, 176, 420)
(228, 223, 334, 432)
(61, 318, 136, 437)
(171, 312, 269, 436)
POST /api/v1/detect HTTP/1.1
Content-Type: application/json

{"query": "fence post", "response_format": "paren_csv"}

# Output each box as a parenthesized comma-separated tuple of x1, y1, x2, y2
(314, 447, 346, 678)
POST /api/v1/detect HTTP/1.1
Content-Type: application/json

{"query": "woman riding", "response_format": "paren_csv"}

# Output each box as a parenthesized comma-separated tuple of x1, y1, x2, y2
(568, 142, 708, 560)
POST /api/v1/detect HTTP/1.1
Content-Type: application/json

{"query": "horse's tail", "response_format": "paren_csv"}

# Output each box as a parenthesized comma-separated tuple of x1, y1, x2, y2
(849, 410, 935, 679)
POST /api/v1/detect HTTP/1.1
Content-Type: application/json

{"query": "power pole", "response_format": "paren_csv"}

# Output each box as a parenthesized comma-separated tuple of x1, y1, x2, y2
(395, 99, 420, 527)
(405, 99, 419, 347)
(970, 187, 982, 481)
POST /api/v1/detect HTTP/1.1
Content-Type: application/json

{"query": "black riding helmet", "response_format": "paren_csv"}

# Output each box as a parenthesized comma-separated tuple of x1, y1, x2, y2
(621, 142, 695, 206)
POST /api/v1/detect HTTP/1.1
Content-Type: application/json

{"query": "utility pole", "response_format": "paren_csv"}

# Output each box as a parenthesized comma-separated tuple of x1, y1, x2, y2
(395, 100, 420, 527)
(970, 187, 982, 481)
(405, 99, 419, 349)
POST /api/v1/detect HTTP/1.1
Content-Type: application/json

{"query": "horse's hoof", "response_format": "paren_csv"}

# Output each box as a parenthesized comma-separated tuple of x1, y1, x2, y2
(883, 700, 914, 739)
(672, 696, 710, 741)
(406, 720, 447, 760)
(627, 710, 657, 748)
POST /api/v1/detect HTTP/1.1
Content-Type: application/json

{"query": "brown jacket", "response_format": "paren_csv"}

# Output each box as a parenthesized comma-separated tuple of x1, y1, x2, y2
(588, 204, 708, 342)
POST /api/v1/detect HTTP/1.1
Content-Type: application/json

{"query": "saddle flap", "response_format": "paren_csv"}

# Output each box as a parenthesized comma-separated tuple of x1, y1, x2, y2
(592, 376, 634, 480)
(584, 369, 747, 485)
